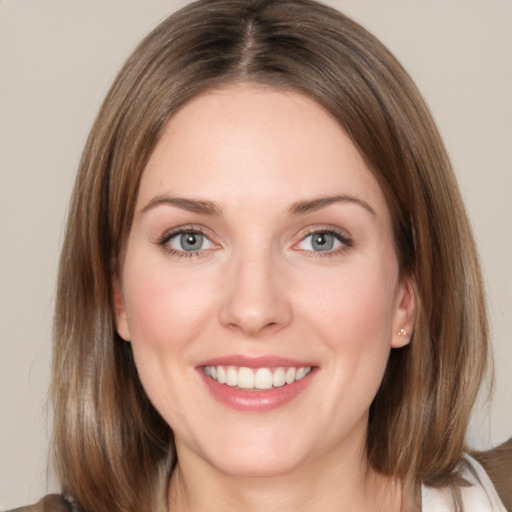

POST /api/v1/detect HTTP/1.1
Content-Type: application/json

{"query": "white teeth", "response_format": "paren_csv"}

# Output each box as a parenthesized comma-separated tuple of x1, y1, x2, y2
(285, 367, 296, 384)
(254, 368, 273, 390)
(217, 366, 226, 384)
(238, 367, 255, 389)
(204, 365, 312, 390)
(296, 367, 307, 380)
(272, 367, 286, 387)
(226, 367, 238, 387)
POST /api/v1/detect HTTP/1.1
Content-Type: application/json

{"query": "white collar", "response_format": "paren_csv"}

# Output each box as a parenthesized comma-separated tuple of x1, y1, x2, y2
(421, 454, 507, 511)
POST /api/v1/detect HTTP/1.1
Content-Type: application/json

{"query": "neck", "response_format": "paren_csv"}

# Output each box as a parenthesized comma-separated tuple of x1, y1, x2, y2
(167, 439, 401, 512)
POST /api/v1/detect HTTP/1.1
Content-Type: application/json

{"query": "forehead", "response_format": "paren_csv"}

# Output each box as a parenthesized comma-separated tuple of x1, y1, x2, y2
(137, 84, 389, 220)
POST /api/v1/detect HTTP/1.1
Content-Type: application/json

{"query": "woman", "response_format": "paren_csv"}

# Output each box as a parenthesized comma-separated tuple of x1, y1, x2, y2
(8, 0, 510, 511)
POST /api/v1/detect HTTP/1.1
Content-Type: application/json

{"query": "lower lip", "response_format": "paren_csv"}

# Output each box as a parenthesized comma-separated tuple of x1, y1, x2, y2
(199, 369, 315, 412)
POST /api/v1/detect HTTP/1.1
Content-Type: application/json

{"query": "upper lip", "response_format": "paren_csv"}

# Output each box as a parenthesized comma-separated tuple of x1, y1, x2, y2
(196, 355, 317, 369)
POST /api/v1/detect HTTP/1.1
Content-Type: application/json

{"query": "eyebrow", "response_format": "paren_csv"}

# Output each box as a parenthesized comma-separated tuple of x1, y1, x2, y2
(140, 193, 375, 217)
(288, 194, 376, 216)
(141, 195, 222, 216)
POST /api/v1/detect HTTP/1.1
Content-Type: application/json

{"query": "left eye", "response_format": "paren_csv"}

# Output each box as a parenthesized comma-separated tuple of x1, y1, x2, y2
(167, 231, 215, 252)
(296, 232, 343, 252)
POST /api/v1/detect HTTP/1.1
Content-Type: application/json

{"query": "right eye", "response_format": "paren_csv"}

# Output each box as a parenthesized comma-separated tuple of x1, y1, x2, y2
(297, 231, 342, 252)
(160, 229, 216, 256)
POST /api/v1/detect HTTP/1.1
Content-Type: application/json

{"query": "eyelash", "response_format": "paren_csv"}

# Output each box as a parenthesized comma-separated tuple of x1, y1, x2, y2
(295, 227, 353, 257)
(156, 226, 214, 259)
(155, 226, 353, 259)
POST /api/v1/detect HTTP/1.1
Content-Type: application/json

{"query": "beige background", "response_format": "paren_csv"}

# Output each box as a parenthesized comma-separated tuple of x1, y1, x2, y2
(1, 0, 511, 508)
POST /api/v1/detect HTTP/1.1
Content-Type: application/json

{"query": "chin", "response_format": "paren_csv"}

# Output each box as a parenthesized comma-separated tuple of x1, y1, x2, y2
(197, 428, 313, 478)
(210, 452, 305, 479)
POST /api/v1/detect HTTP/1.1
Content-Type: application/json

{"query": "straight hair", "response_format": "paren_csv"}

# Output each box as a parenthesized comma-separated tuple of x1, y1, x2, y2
(51, 1, 490, 510)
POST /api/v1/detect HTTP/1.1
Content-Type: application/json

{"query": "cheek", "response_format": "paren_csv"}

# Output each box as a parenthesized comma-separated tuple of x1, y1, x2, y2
(296, 256, 399, 392)
(120, 254, 218, 427)
(122, 256, 214, 352)
(301, 260, 398, 338)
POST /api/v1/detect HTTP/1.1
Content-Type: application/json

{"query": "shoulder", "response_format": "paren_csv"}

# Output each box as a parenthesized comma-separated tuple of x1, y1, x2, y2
(473, 438, 512, 512)
(4, 495, 75, 512)
(422, 441, 512, 512)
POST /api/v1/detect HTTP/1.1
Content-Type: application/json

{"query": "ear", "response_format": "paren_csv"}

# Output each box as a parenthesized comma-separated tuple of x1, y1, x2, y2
(112, 276, 131, 341)
(391, 275, 416, 348)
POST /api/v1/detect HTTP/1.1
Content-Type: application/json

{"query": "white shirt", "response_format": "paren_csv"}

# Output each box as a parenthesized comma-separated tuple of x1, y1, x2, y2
(422, 454, 507, 511)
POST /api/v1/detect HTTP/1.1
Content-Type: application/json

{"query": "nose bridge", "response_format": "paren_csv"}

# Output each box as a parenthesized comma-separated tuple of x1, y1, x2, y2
(219, 242, 292, 336)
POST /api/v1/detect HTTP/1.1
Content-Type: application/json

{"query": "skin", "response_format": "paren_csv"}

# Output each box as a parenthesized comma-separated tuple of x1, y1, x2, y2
(114, 84, 415, 512)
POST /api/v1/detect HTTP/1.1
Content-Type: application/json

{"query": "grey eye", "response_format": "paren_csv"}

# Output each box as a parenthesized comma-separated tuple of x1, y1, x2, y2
(311, 233, 335, 251)
(296, 231, 343, 252)
(167, 231, 214, 252)
(179, 232, 204, 251)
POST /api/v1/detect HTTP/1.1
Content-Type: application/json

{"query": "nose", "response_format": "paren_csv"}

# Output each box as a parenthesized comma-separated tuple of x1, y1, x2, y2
(218, 249, 292, 337)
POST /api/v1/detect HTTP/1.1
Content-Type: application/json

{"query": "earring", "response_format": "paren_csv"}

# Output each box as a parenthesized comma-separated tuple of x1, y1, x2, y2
(397, 328, 409, 338)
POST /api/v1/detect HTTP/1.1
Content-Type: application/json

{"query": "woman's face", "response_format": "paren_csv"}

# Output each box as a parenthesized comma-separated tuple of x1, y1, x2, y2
(114, 85, 414, 478)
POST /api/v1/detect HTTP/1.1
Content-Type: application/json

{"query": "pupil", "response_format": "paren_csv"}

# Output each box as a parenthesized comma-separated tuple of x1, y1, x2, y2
(312, 233, 334, 251)
(181, 233, 202, 251)
(315, 234, 327, 245)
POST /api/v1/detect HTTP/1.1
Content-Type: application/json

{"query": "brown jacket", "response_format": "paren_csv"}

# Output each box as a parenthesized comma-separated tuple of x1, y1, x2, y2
(5, 495, 72, 512)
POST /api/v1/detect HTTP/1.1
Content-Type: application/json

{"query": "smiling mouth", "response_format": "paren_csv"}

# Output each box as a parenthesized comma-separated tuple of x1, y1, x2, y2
(203, 365, 312, 391)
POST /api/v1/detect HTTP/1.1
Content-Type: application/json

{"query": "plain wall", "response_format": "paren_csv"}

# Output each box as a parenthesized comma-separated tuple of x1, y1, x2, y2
(1, 0, 511, 508)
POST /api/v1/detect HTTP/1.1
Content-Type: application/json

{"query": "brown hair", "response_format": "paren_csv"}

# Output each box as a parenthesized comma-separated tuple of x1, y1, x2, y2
(51, 1, 490, 510)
